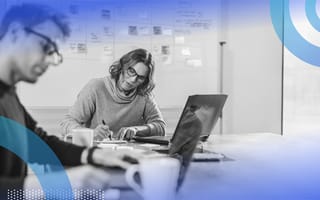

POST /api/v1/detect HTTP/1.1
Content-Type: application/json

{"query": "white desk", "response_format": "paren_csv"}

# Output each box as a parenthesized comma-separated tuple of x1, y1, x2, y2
(120, 132, 320, 200)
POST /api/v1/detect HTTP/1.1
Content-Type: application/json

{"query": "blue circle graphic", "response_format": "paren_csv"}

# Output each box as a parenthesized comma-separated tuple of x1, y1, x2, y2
(0, 116, 74, 199)
(270, 0, 320, 66)
(305, 0, 320, 31)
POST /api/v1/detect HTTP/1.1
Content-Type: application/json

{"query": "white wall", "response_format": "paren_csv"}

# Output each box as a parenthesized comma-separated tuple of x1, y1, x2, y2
(221, 0, 283, 134)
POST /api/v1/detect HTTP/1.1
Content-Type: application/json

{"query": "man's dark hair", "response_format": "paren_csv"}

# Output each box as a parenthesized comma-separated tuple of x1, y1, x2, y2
(0, 3, 70, 40)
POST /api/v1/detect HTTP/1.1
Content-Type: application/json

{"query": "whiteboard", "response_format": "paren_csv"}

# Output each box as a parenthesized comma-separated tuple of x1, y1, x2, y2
(15, 0, 222, 108)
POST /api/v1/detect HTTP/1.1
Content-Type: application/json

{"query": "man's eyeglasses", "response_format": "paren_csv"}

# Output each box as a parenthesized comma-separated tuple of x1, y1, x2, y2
(126, 67, 147, 82)
(24, 27, 63, 65)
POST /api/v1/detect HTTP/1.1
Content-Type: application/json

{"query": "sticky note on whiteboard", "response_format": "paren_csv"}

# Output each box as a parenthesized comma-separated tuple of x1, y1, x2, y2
(186, 59, 203, 68)
(175, 36, 185, 44)
(181, 47, 191, 56)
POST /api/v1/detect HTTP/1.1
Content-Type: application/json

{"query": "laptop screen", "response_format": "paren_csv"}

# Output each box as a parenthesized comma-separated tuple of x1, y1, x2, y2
(168, 94, 227, 188)
(170, 94, 228, 143)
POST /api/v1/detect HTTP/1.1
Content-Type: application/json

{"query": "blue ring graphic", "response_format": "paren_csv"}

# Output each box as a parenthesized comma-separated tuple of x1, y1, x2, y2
(305, 0, 320, 32)
(270, 0, 320, 66)
(0, 117, 74, 199)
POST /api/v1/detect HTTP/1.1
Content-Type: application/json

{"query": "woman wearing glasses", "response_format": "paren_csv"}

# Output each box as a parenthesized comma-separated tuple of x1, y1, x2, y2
(60, 48, 166, 141)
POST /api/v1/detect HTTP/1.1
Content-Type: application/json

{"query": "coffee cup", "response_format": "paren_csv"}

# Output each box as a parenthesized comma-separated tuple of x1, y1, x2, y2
(125, 156, 180, 200)
(69, 128, 94, 147)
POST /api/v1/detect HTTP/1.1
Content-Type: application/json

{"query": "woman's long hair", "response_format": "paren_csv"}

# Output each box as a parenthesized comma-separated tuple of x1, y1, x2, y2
(109, 48, 155, 96)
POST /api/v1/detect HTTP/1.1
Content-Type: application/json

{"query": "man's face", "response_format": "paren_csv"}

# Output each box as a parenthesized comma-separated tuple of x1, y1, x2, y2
(13, 20, 64, 83)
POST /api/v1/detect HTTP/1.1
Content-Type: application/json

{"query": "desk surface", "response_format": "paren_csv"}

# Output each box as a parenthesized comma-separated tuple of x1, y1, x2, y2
(118, 132, 320, 200)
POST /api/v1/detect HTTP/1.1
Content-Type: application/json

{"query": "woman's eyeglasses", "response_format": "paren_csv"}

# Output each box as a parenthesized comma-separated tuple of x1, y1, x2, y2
(126, 67, 147, 82)
(24, 27, 63, 65)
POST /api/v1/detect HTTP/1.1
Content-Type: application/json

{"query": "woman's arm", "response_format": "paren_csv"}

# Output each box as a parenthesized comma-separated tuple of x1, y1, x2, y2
(59, 80, 97, 136)
(115, 94, 165, 139)
(140, 94, 166, 136)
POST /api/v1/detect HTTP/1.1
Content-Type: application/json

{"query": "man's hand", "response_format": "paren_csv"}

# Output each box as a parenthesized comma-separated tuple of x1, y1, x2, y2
(66, 165, 110, 190)
(92, 148, 144, 169)
(24, 165, 110, 199)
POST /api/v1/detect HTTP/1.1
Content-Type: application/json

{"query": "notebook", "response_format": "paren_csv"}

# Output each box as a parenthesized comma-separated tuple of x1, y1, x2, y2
(133, 94, 228, 145)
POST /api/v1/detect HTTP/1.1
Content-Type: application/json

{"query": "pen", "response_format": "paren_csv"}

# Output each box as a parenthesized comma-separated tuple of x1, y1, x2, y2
(102, 120, 112, 140)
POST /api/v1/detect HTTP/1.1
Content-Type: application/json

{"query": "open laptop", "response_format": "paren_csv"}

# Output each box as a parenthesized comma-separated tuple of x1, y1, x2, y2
(133, 94, 228, 146)
(106, 94, 227, 189)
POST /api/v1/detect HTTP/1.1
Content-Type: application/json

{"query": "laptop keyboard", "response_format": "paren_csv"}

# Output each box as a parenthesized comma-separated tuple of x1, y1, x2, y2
(192, 152, 225, 162)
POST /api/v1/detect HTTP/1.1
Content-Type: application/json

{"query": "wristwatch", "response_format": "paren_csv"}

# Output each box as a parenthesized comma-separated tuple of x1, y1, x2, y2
(87, 146, 102, 167)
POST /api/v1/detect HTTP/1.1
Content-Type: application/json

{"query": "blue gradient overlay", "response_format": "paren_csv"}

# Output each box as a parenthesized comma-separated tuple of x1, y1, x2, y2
(11, 0, 220, 38)
(270, 0, 320, 66)
(177, 141, 320, 200)
(0, 117, 74, 199)
(1, 0, 320, 199)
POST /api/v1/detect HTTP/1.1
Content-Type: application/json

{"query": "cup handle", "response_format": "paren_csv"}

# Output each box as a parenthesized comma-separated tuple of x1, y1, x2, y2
(63, 133, 72, 143)
(125, 165, 143, 195)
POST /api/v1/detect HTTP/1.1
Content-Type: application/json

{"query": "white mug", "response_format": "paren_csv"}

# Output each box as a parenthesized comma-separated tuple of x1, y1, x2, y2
(69, 128, 94, 147)
(125, 157, 180, 200)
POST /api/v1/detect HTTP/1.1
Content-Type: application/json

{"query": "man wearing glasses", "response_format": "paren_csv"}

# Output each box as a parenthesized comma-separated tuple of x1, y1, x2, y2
(24, 27, 63, 66)
(60, 48, 166, 142)
(0, 3, 139, 198)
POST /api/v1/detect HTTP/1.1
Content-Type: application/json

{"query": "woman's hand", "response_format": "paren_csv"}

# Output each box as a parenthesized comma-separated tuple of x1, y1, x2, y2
(115, 125, 151, 140)
(115, 127, 138, 140)
(94, 125, 113, 141)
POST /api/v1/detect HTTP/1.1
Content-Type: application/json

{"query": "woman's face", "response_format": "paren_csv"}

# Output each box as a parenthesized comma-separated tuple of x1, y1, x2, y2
(118, 62, 149, 92)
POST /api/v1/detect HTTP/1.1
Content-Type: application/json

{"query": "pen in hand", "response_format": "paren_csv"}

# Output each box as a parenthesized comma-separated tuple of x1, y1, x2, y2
(102, 120, 112, 140)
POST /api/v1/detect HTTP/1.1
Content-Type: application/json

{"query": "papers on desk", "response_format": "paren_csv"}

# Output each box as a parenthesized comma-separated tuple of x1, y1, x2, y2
(96, 139, 127, 149)
(97, 139, 128, 144)
(97, 143, 118, 149)
(96, 143, 136, 151)
(96, 141, 147, 153)
(138, 143, 162, 148)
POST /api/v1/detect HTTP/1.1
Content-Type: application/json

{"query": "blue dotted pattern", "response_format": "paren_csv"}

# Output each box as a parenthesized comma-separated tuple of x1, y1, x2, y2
(0, 117, 74, 199)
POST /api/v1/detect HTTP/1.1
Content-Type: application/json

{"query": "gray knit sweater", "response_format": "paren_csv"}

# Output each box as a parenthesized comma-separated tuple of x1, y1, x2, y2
(60, 76, 166, 137)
